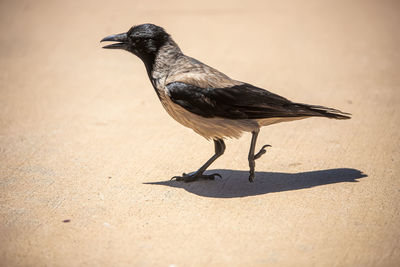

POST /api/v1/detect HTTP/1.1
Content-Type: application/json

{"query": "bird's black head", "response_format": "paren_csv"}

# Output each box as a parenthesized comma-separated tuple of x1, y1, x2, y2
(101, 24, 170, 59)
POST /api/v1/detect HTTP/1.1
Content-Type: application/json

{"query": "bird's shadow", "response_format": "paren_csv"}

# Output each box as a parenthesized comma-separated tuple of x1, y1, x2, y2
(145, 168, 367, 198)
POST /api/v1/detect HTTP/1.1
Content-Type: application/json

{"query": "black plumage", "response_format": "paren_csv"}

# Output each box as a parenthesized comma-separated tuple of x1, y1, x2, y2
(166, 82, 350, 120)
(101, 23, 351, 182)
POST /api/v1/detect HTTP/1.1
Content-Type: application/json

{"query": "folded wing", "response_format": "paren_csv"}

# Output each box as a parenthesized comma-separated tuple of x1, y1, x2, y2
(166, 82, 350, 120)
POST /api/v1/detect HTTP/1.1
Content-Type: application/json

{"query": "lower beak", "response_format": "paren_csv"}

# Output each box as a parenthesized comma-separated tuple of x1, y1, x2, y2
(100, 32, 128, 49)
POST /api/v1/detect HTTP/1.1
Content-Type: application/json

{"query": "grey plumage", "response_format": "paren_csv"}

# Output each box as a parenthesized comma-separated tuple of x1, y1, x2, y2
(101, 23, 350, 182)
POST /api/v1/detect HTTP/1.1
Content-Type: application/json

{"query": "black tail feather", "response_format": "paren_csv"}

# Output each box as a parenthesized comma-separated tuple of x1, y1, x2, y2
(295, 103, 351, 120)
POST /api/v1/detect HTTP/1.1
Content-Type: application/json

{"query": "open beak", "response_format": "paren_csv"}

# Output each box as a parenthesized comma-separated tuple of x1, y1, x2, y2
(100, 32, 128, 49)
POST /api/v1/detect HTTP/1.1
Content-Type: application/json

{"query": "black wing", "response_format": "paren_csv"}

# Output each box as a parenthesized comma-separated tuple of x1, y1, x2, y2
(166, 82, 351, 120)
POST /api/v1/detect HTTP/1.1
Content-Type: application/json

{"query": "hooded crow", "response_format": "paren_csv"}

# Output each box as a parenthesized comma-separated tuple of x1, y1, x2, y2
(101, 23, 350, 182)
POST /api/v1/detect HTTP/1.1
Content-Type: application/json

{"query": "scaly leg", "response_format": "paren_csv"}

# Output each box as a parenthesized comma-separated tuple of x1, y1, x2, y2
(248, 130, 271, 182)
(172, 139, 226, 182)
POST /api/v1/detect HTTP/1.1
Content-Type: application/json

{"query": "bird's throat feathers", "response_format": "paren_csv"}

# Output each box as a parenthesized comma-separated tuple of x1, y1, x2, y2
(141, 38, 182, 80)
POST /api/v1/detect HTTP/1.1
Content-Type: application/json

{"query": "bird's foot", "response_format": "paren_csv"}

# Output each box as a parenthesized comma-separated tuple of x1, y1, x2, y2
(249, 172, 255, 183)
(171, 172, 221, 182)
(254, 144, 271, 160)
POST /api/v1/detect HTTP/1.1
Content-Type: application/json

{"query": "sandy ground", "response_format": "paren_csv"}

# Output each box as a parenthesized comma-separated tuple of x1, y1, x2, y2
(1, 0, 399, 266)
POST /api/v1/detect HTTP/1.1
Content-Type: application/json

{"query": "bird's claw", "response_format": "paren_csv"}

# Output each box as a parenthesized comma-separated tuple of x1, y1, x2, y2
(171, 172, 221, 182)
(210, 173, 222, 179)
(254, 144, 271, 160)
(171, 175, 184, 181)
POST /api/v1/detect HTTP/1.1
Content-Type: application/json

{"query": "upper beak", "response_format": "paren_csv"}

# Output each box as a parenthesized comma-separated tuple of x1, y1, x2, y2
(100, 32, 128, 49)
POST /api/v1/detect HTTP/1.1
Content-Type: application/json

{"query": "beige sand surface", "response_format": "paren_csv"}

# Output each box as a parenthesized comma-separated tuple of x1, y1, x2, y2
(1, 0, 399, 266)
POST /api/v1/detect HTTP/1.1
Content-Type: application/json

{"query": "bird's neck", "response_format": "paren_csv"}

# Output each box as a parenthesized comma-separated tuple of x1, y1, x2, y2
(146, 38, 182, 81)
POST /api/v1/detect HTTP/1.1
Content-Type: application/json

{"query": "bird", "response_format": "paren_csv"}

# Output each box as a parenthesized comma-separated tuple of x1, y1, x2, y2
(100, 23, 350, 183)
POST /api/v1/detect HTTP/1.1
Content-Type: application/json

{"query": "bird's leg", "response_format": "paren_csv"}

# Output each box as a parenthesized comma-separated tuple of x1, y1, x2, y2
(248, 130, 270, 182)
(172, 139, 226, 182)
